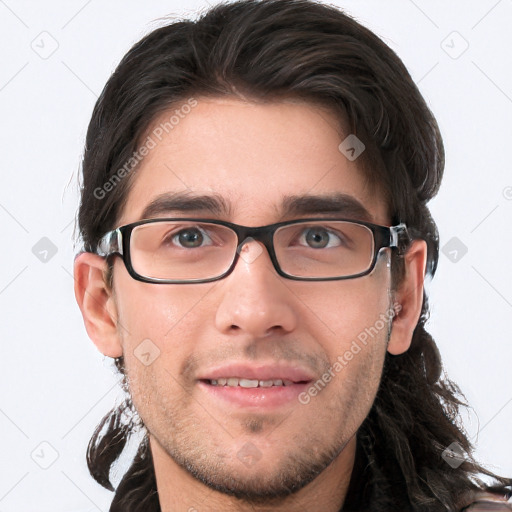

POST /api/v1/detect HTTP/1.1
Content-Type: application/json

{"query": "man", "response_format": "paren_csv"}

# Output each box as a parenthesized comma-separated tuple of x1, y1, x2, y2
(73, 0, 512, 510)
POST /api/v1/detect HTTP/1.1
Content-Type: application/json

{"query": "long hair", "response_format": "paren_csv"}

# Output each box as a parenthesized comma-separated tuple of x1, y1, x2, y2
(78, 1, 512, 510)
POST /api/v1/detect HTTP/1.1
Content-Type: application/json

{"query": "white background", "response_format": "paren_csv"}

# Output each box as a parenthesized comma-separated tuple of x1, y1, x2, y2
(0, 1, 511, 510)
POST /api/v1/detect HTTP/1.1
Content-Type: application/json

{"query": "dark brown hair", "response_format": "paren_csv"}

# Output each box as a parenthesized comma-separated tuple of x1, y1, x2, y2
(78, 1, 511, 510)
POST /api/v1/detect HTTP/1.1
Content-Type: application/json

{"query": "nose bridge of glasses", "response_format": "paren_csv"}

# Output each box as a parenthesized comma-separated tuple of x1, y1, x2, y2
(234, 225, 275, 264)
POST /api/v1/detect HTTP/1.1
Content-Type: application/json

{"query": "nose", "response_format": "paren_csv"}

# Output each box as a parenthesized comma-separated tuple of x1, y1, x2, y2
(214, 238, 299, 338)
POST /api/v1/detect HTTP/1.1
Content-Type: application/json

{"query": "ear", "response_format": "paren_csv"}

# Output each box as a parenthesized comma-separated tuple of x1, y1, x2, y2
(73, 252, 123, 358)
(387, 239, 427, 355)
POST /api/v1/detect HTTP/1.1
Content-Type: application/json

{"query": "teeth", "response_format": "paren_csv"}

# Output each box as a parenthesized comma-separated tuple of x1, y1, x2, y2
(208, 378, 295, 387)
(239, 378, 259, 388)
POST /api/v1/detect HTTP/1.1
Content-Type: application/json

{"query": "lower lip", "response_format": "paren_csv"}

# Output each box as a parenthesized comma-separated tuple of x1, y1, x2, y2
(198, 380, 311, 408)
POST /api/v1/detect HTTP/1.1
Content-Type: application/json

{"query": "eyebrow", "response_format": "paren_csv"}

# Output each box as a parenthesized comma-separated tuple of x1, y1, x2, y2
(140, 192, 231, 219)
(281, 193, 373, 222)
(139, 191, 373, 223)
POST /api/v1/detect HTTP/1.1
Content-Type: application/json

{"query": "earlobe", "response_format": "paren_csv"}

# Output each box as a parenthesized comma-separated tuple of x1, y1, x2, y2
(73, 252, 123, 358)
(387, 239, 428, 356)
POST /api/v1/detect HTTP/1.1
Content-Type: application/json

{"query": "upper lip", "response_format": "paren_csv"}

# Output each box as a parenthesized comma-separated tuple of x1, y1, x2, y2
(198, 363, 315, 383)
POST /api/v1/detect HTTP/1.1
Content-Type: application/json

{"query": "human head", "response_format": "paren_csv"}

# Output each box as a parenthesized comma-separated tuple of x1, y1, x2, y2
(73, 1, 510, 510)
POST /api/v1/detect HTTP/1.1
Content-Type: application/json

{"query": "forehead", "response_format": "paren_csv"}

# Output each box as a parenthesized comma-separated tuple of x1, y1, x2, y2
(117, 97, 388, 226)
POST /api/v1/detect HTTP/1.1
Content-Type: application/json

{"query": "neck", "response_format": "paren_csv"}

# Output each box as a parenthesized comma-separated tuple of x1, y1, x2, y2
(151, 434, 357, 512)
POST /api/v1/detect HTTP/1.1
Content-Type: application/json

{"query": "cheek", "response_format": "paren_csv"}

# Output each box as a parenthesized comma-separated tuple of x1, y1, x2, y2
(113, 264, 217, 347)
(294, 310, 388, 451)
(114, 283, 211, 430)
(340, 339, 386, 433)
(112, 269, 217, 413)
(294, 264, 392, 424)
(296, 259, 392, 354)
(316, 305, 389, 434)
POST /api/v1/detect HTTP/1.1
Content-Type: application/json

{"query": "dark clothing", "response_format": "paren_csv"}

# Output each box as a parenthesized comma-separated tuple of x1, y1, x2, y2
(462, 499, 512, 510)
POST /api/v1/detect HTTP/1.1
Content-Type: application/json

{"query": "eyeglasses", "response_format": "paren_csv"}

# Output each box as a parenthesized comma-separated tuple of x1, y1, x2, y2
(96, 218, 410, 284)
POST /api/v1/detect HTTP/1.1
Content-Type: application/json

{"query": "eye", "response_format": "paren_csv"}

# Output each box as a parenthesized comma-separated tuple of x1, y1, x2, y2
(167, 226, 214, 248)
(299, 226, 345, 249)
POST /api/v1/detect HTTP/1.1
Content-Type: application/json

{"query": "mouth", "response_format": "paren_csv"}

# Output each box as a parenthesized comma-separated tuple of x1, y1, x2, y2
(197, 364, 314, 408)
(203, 377, 305, 388)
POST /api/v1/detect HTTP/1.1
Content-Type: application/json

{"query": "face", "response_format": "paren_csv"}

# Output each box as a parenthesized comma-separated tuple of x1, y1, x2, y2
(106, 98, 397, 500)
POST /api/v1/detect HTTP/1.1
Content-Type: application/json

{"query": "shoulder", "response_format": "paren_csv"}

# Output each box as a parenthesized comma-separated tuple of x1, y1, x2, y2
(460, 492, 512, 511)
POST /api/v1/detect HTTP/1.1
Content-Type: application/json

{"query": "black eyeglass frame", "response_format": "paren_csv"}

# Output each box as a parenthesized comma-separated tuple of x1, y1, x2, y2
(96, 217, 410, 284)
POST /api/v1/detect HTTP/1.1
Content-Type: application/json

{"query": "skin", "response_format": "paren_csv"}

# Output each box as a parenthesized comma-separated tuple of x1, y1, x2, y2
(75, 97, 427, 512)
